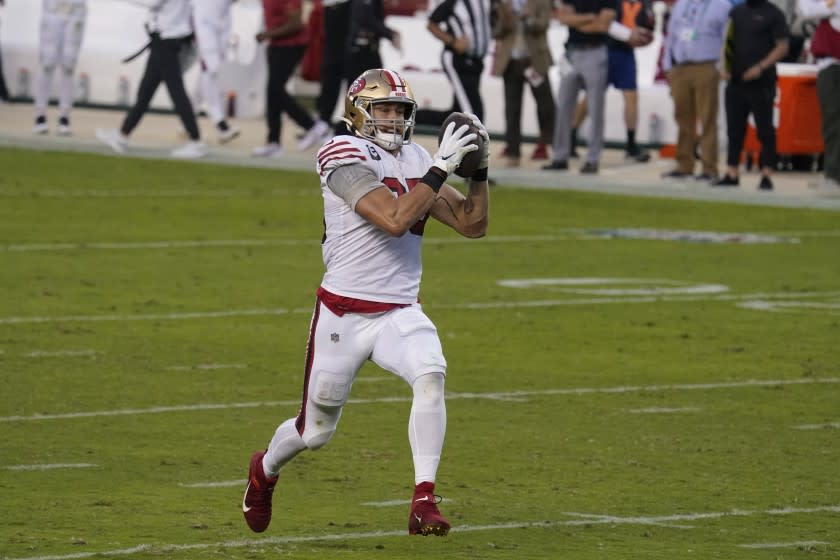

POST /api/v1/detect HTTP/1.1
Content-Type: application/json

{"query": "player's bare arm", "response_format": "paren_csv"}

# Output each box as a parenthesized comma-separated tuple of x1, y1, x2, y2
(354, 183, 439, 237)
(430, 181, 489, 238)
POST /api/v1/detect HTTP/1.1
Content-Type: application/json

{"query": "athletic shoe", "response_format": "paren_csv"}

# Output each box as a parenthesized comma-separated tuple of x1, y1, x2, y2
(33, 115, 48, 135)
(758, 176, 773, 191)
(712, 175, 739, 187)
(661, 169, 692, 180)
(694, 173, 717, 182)
(624, 146, 650, 163)
(580, 161, 599, 174)
(531, 142, 549, 160)
(252, 143, 283, 158)
(298, 120, 330, 150)
(171, 141, 208, 159)
(243, 451, 278, 533)
(56, 116, 72, 136)
(542, 160, 568, 171)
(95, 128, 128, 154)
(217, 123, 241, 144)
(408, 482, 450, 536)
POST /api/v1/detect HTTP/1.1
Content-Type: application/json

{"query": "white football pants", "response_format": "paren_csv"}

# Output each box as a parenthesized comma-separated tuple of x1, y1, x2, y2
(35, 0, 86, 116)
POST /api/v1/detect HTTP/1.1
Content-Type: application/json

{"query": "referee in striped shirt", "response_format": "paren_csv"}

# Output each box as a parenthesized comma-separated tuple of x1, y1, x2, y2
(426, 0, 492, 121)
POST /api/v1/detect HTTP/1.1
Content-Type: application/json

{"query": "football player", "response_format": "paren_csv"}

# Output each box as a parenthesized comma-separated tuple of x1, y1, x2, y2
(242, 68, 490, 537)
(33, 0, 88, 135)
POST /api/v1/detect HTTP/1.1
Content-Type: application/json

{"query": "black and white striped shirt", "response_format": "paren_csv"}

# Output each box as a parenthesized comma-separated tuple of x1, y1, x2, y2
(428, 0, 492, 58)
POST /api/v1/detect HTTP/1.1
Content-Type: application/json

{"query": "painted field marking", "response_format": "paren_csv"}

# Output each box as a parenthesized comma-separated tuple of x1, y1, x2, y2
(0, 188, 317, 199)
(165, 363, 247, 371)
(627, 406, 703, 414)
(1, 377, 837, 424)
(178, 480, 245, 488)
(3, 289, 840, 325)
(22, 350, 96, 358)
(1, 234, 580, 253)
(3, 463, 97, 471)
(3, 504, 839, 560)
(739, 540, 830, 549)
(794, 422, 840, 430)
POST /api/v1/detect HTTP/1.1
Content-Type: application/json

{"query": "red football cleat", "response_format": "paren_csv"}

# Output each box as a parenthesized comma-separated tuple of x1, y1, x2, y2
(408, 481, 451, 536)
(531, 142, 549, 160)
(242, 451, 278, 533)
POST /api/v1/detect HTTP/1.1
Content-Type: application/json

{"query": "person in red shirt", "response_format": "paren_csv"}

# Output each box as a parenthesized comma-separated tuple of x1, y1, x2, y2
(253, 0, 330, 157)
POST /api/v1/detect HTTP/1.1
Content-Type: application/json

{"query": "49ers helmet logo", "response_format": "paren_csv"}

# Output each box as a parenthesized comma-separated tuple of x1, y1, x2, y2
(349, 78, 366, 95)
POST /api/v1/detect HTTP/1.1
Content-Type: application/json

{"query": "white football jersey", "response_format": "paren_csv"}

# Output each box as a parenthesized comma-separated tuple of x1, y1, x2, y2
(315, 135, 434, 304)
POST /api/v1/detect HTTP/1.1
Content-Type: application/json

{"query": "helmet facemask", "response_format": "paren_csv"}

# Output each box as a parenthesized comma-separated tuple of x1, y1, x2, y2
(354, 98, 416, 151)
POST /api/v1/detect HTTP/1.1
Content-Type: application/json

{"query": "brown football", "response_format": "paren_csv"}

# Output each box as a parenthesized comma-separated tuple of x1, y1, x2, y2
(437, 112, 485, 179)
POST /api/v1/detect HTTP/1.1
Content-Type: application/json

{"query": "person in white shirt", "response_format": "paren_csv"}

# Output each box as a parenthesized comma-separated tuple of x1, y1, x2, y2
(33, 0, 88, 135)
(241, 68, 490, 537)
(96, 0, 206, 159)
(190, 0, 240, 143)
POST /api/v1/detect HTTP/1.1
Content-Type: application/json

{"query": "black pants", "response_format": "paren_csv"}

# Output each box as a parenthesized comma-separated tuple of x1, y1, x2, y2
(502, 58, 554, 157)
(121, 36, 200, 140)
(265, 45, 314, 144)
(724, 80, 776, 169)
(416, 51, 484, 127)
(817, 64, 840, 182)
(0, 39, 9, 100)
(317, 1, 351, 124)
(344, 45, 382, 90)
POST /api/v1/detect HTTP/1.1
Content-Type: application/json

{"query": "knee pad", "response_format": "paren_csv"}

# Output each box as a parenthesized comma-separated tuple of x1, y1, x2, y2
(301, 370, 352, 449)
(412, 372, 445, 408)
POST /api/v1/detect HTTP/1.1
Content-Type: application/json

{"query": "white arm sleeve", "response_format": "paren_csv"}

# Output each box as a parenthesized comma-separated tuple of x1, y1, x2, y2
(608, 20, 632, 42)
(326, 164, 385, 210)
(796, 0, 833, 19)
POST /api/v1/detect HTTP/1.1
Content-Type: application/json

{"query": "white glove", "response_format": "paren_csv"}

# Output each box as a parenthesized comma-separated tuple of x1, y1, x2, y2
(432, 121, 478, 178)
(466, 113, 490, 170)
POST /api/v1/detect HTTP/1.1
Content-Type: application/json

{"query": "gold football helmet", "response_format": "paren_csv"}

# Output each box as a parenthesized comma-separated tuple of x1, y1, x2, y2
(341, 68, 417, 151)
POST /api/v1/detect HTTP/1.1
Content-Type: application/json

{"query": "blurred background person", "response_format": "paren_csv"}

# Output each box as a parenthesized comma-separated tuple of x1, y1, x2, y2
(33, 0, 87, 135)
(191, 0, 240, 143)
(343, 0, 401, 89)
(570, 1, 655, 162)
(0, 0, 9, 103)
(316, 0, 351, 135)
(491, 0, 555, 166)
(798, 0, 840, 191)
(253, 0, 328, 157)
(660, 0, 730, 181)
(96, 0, 206, 159)
(543, 0, 616, 174)
(714, 0, 788, 190)
(423, 0, 492, 125)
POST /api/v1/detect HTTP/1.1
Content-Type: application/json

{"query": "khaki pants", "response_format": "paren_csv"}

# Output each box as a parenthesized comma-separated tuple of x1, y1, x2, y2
(669, 62, 720, 175)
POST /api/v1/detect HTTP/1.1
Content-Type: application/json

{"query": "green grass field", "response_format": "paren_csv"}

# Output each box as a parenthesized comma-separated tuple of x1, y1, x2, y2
(1, 147, 839, 559)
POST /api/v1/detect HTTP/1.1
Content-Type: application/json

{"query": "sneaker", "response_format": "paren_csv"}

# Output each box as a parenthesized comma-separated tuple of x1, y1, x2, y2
(694, 173, 717, 182)
(531, 143, 549, 160)
(252, 143, 283, 158)
(542, 160, 568, 171)
(217, 122, 241, 144)
(758, 176, 773, 191)
(33, 115, 48, 135)
(580, 161, 599, 174)
(712, 175, 739, 187)
(95, 128, 128, 154)
(298, 120, 331, 150)
(661, 169, 692, 180)
(171, 141, 208, 159)
(242, 451, 278, 533)
(57, 116, 72, 136)
(408, 482, 450, 536)
(624, 146, 650, 163)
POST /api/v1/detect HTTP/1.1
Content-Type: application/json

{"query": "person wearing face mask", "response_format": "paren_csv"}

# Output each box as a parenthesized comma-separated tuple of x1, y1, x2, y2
(714, 0, 788, 190)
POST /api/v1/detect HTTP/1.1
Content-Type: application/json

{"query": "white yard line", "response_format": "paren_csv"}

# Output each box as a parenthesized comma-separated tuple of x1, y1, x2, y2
(1, 377, 837, 423)
(3, 504, 838, 560)
(627, 407, 703, 414)
(739, 540, 830, 549)
(794, 422, 840, 430)
(22, 350, 96, 358)
(178, 479, 245, 488)
(3, 463, 97, 471)
(2, 289, 839, 326)
(165, 363, 247, 371)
